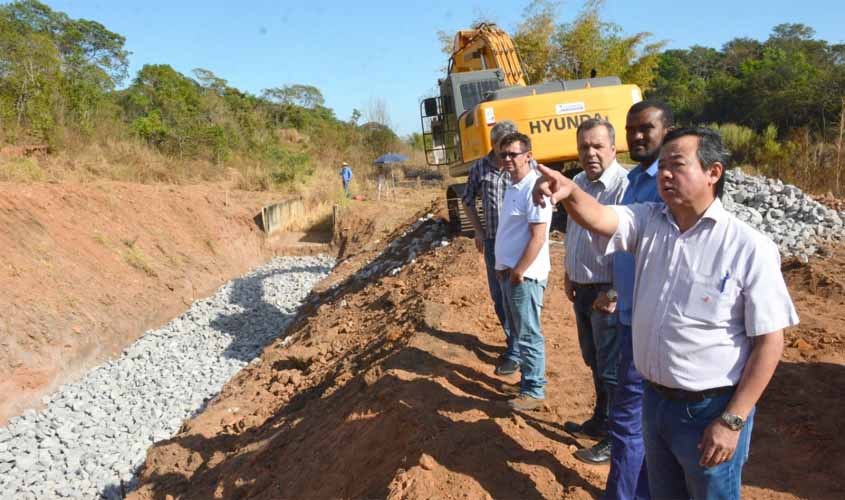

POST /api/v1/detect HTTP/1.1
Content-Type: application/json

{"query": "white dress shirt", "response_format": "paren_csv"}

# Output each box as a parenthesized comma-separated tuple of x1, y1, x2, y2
(565, 160, 629, 284)
(597, 199, 799, 391)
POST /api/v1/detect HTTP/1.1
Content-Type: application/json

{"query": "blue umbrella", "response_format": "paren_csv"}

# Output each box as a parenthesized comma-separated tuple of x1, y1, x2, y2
(373, 153, 409, 165)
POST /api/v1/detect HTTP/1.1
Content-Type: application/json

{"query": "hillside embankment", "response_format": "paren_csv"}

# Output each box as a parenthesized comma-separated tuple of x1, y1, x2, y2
(128, 200, 845, 499)
(0, 182, 310, 424)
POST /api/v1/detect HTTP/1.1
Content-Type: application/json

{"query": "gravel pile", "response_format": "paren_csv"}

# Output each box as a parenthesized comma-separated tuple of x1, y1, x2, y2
(315, 213, 449, 305)
(0, 255, 334, 499)
(724, 169, 845, 262)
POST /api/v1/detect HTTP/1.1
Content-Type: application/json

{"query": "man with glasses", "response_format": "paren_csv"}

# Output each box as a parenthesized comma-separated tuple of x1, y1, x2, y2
(493, 132, 553, 411)
(563, 118, 629, 442)
(463, 120, 519, 376)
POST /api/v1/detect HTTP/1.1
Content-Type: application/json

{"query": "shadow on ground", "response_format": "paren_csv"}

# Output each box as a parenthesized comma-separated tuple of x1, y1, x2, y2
(132, 320, 603, 499)
(743, 360, 845, 499)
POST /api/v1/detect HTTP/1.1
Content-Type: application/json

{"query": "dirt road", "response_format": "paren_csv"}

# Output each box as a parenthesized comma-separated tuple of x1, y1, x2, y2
(129, 200, 845, 499)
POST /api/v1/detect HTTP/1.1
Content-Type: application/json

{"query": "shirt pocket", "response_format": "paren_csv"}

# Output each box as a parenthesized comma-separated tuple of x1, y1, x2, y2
(683, 272, 739, 324)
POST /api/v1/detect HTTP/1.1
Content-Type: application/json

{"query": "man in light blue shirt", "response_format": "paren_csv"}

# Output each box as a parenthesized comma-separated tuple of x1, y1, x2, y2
(573, 102, 672, 500)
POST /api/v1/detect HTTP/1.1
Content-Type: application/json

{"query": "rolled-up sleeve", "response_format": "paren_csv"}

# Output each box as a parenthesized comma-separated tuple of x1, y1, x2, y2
(527, 195, 553, 224)
(591, 203, 653, 257)
(743, 239, 800, 336)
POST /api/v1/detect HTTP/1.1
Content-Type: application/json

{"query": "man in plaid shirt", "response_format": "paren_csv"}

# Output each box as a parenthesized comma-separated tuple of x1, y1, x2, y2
(463, 120, 521, 376)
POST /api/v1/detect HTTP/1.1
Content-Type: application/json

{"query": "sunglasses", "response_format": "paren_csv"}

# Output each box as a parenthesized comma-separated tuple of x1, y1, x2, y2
(498, 151, 529, 160)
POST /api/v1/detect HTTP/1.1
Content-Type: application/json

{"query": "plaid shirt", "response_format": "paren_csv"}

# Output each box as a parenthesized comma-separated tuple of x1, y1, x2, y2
(462, 152, 509, 238)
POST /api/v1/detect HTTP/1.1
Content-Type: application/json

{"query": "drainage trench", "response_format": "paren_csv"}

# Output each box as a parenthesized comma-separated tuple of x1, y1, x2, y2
(0, 255, 334, 499)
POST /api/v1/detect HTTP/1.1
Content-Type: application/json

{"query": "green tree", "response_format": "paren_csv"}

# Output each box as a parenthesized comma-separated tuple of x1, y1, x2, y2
(261, 84, 325, 109)
(512, 1, 557, 84)
(0, 13, 62, 140)
(511, 0, 664, 90)
(360, 122, 399, 157)
(122, 64, 205, 156)
(550, 0, 664, 90)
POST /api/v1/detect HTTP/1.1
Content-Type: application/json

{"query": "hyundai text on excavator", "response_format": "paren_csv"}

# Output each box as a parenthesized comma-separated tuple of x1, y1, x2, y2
(419, 23, 643, 233)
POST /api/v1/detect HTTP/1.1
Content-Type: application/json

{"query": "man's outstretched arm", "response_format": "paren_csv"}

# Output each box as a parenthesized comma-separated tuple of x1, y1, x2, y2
(532, 164, 619, 237)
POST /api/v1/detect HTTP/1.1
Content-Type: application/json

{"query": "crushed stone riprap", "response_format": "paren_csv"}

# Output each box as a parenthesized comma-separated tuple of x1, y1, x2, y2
(0, 255, 334, 499)
(723, 169, 844, 262)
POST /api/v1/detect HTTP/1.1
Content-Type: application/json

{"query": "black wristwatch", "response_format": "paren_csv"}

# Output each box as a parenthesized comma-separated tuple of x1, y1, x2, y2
(719, 412, 745, 431)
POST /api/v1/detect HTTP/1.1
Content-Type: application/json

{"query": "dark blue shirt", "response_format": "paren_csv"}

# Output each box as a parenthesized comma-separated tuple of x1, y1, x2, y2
(613, 159, 662, 325)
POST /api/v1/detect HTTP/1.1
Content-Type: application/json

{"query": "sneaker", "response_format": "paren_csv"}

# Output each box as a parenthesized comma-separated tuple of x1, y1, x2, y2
(563, 418, 607, 440)
(494, 359, 519, 376)
(507, 394, 544, 411)
(573, 438, 611, 465)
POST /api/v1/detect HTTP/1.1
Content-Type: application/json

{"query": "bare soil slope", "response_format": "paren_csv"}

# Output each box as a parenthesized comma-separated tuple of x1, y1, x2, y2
(129, 204, 845, 499)
(1, 182, 300, 424)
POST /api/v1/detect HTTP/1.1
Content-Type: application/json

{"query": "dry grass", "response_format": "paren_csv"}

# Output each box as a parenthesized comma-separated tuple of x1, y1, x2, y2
(0, 157, 47, 182)
(1, 131, 439, 237)
(122, 238, 157, 277)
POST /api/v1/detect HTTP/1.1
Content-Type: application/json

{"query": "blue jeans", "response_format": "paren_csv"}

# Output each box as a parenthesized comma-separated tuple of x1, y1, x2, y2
(572, 284, 619, 420)
(342, 179, 350, 197)
(642, 385, 756, 500)
(483, 239, 514, 360)
(499, 276, 547, 399)
(605, 323, 649, 500)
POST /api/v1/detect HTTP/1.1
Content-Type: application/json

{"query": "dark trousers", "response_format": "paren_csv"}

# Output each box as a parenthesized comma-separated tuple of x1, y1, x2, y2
(572, 283, 619, 424)
(604, 323, 649, 500)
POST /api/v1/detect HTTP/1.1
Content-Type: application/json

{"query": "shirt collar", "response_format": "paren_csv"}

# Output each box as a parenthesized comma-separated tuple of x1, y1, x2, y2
(589, 159, 623, 187)
(644, 157, 659, 176)
(483, 151, 501, 172)
(628, 157, 659, 181)
(661, 197, 728, 228)
(510, 168, 537, 189)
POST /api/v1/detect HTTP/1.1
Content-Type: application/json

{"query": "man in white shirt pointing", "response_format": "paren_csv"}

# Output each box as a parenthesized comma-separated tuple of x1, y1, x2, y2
(533, 127, 798, 498)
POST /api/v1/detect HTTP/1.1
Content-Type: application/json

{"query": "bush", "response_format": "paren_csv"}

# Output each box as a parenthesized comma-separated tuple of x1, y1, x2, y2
(709, 123, 755, 165)
(264, 146, 312, 185)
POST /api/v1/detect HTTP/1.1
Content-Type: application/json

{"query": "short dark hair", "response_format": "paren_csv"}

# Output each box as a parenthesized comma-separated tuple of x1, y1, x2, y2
(662, 127, 731, 198)
(576, 118, 615, 146)
(498, 131, 532, 152)
(628, 100, 674, 127)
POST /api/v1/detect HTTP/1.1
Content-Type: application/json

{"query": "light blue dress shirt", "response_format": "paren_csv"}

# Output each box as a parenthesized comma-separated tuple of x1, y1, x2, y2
(613, 159, 661, 325)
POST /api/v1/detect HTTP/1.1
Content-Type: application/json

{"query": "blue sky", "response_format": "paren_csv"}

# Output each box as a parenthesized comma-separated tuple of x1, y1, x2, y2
(45, 1, 845, 136)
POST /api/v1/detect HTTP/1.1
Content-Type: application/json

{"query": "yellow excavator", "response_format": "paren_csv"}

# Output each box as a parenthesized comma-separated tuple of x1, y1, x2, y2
(420, 23, 642, 233)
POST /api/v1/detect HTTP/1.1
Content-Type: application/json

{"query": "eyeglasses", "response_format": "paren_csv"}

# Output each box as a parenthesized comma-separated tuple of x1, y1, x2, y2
(498, 151, 528, 160)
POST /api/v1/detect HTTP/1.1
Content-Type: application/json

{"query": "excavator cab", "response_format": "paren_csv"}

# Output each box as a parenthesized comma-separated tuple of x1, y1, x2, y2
(420, 69, 506, 167)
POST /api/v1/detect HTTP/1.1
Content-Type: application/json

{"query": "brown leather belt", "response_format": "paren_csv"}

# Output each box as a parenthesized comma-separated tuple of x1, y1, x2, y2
(571, 282, 610, 290)
(648, 382, 734, 402)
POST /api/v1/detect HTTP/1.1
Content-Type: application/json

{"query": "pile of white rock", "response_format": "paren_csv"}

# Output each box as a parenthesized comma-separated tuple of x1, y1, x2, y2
(724, 169, 845, 262)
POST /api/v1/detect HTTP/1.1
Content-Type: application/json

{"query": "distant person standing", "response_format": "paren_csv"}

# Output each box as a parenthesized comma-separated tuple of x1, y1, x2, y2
(463, 120, 518, 375)
(340, 162, 352, 197)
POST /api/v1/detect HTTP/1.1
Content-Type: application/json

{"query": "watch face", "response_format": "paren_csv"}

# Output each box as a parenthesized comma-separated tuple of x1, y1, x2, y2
(722, 413, 743, 430)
